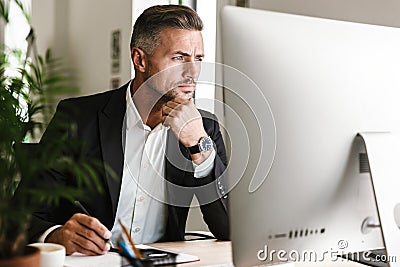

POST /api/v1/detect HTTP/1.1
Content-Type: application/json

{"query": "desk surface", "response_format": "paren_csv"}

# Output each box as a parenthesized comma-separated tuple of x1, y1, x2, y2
(65, 240, 368, 267)
(150, 239, 232, 266)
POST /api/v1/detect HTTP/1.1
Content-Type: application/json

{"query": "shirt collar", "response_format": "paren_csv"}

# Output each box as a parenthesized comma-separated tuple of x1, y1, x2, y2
(126, 81, 143, 128)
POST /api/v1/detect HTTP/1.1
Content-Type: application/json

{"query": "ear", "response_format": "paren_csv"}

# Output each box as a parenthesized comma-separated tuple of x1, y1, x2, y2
(131, 47, 147, 73)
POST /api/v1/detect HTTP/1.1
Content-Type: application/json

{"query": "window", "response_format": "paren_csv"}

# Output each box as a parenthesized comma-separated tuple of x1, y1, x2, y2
(4, 0, 31, 77)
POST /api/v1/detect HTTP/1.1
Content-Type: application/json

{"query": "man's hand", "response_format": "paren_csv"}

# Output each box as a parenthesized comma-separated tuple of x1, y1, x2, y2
(162, 98, 207, 146)
(162, 98, 212, 164)
(46, 213, 112, 255)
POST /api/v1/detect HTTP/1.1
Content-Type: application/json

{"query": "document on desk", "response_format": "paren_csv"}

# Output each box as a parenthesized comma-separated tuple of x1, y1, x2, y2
(64, 252, 121, 267)
(64, 244, 199, 267)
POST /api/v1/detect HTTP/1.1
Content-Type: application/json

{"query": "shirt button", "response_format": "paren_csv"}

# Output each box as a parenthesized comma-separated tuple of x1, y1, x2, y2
(134, 227, 141, 233)
(138, 196, 145, 202)
(143, 162, 149, 169)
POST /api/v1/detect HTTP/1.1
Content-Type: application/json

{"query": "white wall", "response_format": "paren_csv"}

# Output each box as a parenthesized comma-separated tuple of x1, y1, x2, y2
(32, 0, 132, 97)
(68, 0, 132, 95)
(215, 0, 235, 120)
(0, 15, 4, 44)
(31, 0, 57, 57)
(249, 0, 400, 27)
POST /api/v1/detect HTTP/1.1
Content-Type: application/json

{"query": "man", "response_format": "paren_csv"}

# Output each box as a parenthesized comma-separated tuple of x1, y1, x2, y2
(28, 5, 229, 256)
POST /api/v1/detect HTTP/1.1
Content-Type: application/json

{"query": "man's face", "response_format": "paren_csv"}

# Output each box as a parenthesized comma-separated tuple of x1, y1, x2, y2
(144, 28, 204, 102)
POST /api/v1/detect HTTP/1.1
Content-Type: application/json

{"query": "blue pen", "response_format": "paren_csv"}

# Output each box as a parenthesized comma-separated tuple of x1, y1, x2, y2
(118, 238, 146, 267)
(117, 237, 134, 258)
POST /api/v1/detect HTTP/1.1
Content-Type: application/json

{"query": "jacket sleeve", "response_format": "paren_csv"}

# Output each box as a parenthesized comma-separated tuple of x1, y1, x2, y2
(23, 100, 78, 242)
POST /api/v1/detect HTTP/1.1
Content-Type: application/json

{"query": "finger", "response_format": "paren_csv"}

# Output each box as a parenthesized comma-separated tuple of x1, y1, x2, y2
(172, 97, 188, 104)
(72, 232, 108, 255)
(162, 105, 175, 117)
(164, 100, 181, 109)
(164, 100, 192, 113)
(168, 97, 191, 106)
(74, 213, 112, 240)
(75, 224, 109, 251)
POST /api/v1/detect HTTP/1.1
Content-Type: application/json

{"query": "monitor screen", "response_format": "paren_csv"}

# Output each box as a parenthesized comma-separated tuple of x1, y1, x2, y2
(221, 5, 400, 266)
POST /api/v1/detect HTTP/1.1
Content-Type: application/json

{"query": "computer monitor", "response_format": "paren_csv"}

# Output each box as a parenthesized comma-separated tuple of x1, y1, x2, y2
(221, 5, 400, 266)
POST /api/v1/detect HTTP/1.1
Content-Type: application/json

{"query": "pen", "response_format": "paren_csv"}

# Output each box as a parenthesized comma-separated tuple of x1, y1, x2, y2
(117, 236, 134, 258)
(74, 200, 90, 215)
(117, 237, 145, 267)
(73, 200, 117, 251)
(118, 218, 143, 260)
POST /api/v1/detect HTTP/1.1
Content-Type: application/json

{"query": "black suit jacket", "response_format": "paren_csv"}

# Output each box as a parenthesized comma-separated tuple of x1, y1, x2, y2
(27, 82, 229, 242)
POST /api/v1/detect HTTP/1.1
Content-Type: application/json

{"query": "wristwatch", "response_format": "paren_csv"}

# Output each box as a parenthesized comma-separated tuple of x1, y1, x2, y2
(187, 136, 214, 155)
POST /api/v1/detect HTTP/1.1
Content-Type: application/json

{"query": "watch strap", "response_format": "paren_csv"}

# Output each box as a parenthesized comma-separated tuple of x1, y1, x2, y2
(187, 144, 201, 154)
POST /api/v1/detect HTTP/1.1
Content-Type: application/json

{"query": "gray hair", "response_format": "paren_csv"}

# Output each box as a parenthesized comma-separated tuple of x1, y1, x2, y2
(130, 5, 203, 55)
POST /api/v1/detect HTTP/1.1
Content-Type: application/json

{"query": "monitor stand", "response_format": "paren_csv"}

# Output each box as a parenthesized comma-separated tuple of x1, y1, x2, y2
(358, 132, 400, 267)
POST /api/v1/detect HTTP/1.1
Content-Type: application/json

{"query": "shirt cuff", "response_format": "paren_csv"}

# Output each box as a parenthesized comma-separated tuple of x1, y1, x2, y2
(38, 225, 62, 243)
(193, 149, 216, 178)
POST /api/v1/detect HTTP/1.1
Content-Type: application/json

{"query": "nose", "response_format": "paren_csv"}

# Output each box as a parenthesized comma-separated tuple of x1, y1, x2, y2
(182, 61, 201, 81)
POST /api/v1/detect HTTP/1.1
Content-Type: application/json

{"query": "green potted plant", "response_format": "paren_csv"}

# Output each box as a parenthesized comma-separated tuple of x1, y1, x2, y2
(0, 1, 103, 266)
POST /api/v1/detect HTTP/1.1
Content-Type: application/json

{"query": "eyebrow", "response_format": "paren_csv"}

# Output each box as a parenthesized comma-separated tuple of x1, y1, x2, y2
(174, 50, 204, 58)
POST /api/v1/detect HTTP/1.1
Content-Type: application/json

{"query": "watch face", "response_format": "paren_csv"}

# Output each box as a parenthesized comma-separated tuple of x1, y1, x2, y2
(199, 136, 213, 152)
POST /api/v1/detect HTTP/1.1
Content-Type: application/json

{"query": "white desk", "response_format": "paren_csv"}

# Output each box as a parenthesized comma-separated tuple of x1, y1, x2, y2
(64, 240, 367, 267)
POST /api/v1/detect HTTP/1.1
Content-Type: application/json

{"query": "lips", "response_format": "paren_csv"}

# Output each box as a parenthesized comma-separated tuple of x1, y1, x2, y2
(177, 83, 195, 93)
(175, 86, 195, 100)
(178, 84, 195, 88)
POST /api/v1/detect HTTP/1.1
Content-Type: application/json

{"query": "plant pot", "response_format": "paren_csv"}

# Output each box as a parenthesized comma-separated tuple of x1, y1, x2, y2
(0, 246, 40, 267)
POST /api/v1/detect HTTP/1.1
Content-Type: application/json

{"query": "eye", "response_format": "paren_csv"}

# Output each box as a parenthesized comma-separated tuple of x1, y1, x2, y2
(195, 57, 203, 62)
(172, 56, 184, 61)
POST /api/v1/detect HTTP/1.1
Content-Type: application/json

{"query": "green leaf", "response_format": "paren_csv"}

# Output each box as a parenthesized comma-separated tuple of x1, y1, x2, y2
(0, 0, 10, 23)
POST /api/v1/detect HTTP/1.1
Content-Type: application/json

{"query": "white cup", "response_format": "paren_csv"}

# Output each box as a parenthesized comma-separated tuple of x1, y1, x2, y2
(28, 243, 66, 267)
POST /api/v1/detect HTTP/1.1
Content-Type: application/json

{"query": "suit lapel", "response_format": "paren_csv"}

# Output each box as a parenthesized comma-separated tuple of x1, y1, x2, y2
(98, 84, 128, 216)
